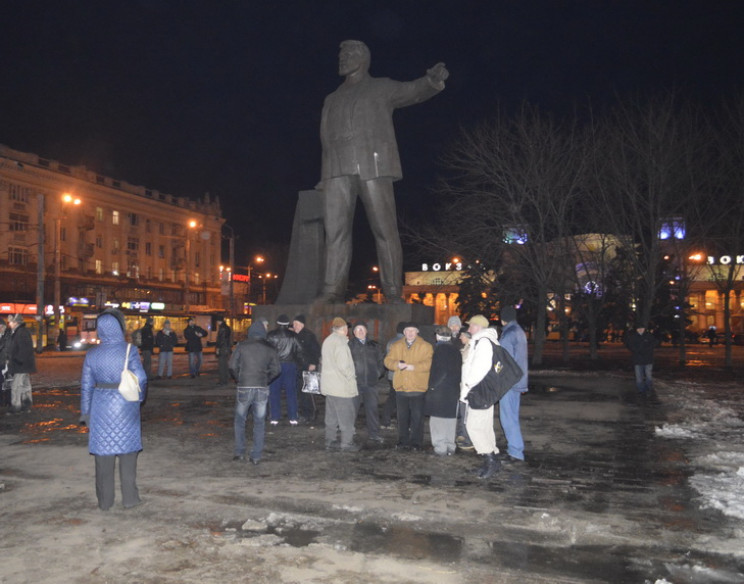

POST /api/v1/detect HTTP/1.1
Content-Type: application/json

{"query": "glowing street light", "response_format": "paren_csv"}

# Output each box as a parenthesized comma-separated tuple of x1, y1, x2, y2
(54, 193, 82, 346)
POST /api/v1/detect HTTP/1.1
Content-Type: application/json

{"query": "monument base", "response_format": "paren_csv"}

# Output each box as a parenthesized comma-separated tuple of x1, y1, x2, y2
(252, 302, 435, 344)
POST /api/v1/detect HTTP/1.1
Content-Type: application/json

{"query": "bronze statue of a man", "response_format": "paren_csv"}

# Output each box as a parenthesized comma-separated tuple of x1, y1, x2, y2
(317, 40, 448, 303)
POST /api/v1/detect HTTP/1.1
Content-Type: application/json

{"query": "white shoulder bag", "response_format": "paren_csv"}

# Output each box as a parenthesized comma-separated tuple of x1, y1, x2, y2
(118, 344, 142, 402)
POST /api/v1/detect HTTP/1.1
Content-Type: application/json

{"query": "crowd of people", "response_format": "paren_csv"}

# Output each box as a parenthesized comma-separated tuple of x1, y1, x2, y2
(0, 306, 663, 511)
(228, 309, 530, 481)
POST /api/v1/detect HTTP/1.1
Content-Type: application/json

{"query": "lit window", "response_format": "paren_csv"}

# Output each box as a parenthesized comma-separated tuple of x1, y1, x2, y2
(95, 259, 102, 274)
(112, 261, 119, 275)
(658, 217, 685, 240)
(112, 210, 120, 225)
(96, 207, 103, 222)
(503, 224, 528, 245)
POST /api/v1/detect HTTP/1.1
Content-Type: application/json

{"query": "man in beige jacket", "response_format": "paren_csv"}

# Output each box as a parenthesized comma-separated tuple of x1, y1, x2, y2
(384, 322, 433, 450)
(321, 317, 359, 451)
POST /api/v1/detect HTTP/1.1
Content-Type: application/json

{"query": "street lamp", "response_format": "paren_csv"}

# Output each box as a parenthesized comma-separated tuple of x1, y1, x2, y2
(248, 255, 264, 304)
(54, 193, 81, 346)
(222, 224, 236, 317)
(184, 219, 197, 314)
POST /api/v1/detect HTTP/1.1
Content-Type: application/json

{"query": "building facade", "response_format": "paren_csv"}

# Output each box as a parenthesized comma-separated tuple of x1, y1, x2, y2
(0, 144, 226, 345)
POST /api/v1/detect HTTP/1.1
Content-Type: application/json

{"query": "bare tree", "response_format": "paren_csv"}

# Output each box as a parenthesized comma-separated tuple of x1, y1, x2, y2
(587, 93, 712, 354)
(435, 103, 585, 365)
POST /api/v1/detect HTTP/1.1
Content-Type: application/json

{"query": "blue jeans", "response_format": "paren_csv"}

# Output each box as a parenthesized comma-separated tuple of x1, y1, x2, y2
(234, 387, 269, 460)
(188, 351, 202, 376)
(499, 389, 524, 460)
(634, 364, 653, 393)
(269, 362, 298, 422)
(157, 351, 173, 377)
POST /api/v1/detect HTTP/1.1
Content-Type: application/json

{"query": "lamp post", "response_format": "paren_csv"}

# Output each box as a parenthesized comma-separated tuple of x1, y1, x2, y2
(222, 224, 236, 317)
(247, 255, 264, 304)
(184, 219, 197, 313)
(54, 193, 81, 347)
(35, 194, 45, 352)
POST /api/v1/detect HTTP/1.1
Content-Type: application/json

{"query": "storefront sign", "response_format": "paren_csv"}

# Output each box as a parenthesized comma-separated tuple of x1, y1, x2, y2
(421, 262, 463, 272)
(707, 255, 744, 265)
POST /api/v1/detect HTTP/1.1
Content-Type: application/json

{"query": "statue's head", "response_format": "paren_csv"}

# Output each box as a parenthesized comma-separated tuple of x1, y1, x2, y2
(338, 40, 370, 77)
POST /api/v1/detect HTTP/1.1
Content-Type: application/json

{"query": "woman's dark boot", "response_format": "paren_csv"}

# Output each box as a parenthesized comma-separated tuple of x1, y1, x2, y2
(472, 454, 489, 476)
(478, 452, 501, 479)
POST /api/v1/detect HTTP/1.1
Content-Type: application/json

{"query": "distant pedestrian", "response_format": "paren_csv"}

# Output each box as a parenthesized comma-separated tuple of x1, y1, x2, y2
(498, 306, 528, 463)
(229, 319, 280, 464)
(625, 324, 658, 395)
(6, 314, 36, 414)
(0, 318, 11, 408)
(321, 317, 359, 451)
(384, 322, 433, 451)
(215, 319, 233, 386)
(460, 315, 501, 479)
(266, 314, 303, 425)
(140, 317, 154, 379)
(80, 309, 147, 510)
(292, 314, 320, 423)
(424, 326, 461, 456)
(57, 327, 67, 351)
(184, 318, 207, 378)
(155, 320, 177, 379)
(348, 321, 385, 444)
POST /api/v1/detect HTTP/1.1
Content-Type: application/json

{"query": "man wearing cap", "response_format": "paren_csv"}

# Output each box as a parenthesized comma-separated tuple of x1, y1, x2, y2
(266, 314, 303, 425)
(498, 306, 528, 463)
(229, 317, 280, 464)
(155, 319, 177, 379)
(184, 318, 208, 378)
(348, 321, 385, 444)
(460, 315, 501, 478)
(292, 314, 321, 423)
(6, 314, 36, 414)
(384, 322, 433, 450)
(321, 317, 359, 451)
(424, 325, 461, 456)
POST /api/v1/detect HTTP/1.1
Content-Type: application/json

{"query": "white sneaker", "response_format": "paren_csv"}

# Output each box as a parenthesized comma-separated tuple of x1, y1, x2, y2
(270, 420, 279, 426)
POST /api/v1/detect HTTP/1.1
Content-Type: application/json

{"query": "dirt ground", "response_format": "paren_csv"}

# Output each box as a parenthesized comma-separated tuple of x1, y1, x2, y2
(1, 351, 743, 584)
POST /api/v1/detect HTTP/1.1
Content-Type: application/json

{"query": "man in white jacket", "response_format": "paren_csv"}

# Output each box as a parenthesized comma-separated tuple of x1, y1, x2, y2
(460, 315, 501, 478)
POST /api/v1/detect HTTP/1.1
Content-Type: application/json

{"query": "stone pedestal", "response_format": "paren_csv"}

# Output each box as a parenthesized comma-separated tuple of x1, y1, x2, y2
(252, 301, 435, 344)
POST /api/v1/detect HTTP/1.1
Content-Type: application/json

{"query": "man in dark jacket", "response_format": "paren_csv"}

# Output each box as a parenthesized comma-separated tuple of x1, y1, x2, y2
(349, 321, 385, 443)
(229, 320, 280, 464)
(0, 318, 10, 407)
(155, 319, 177, 379)
(292, 314, 320, 423)
(140, 317, 155, 380)
(625, 325, 659, 395)
(6, 314, 37, 414)
(424, 326, 462, 456)
(184, 318, 208, 378)
(215, 319, 233, 386)
(266, 314, 303, 425)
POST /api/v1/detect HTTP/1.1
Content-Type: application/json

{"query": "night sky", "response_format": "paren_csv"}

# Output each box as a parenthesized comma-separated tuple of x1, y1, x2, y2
(2, 1, 743, 279)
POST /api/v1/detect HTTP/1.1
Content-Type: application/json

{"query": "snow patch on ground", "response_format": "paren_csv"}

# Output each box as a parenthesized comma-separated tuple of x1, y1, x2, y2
(656, 381, 744, 523)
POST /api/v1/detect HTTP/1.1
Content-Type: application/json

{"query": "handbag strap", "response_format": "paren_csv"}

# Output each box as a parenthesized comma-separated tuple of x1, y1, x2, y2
(123, 343, 131, 373)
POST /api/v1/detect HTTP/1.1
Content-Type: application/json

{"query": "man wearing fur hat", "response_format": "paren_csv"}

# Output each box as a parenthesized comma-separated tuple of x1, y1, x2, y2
(6, 314, 36, 414)
(384, 322, 433, 450)
(348, 321, 385, 444)
(424, 325, 461, 456)
(321, 317, 359, 451)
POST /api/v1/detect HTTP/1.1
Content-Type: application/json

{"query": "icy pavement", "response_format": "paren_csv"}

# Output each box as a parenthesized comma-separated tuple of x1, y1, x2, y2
(1, 354, 744, 583)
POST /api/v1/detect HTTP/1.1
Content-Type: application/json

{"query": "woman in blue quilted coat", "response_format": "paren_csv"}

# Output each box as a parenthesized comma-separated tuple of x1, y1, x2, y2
(80, 309, 147, 511)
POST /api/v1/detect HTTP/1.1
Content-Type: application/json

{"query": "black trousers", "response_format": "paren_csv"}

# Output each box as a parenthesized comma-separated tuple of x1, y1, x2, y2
(395, 392, 426, 448)
(94, 452, 140, 510)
